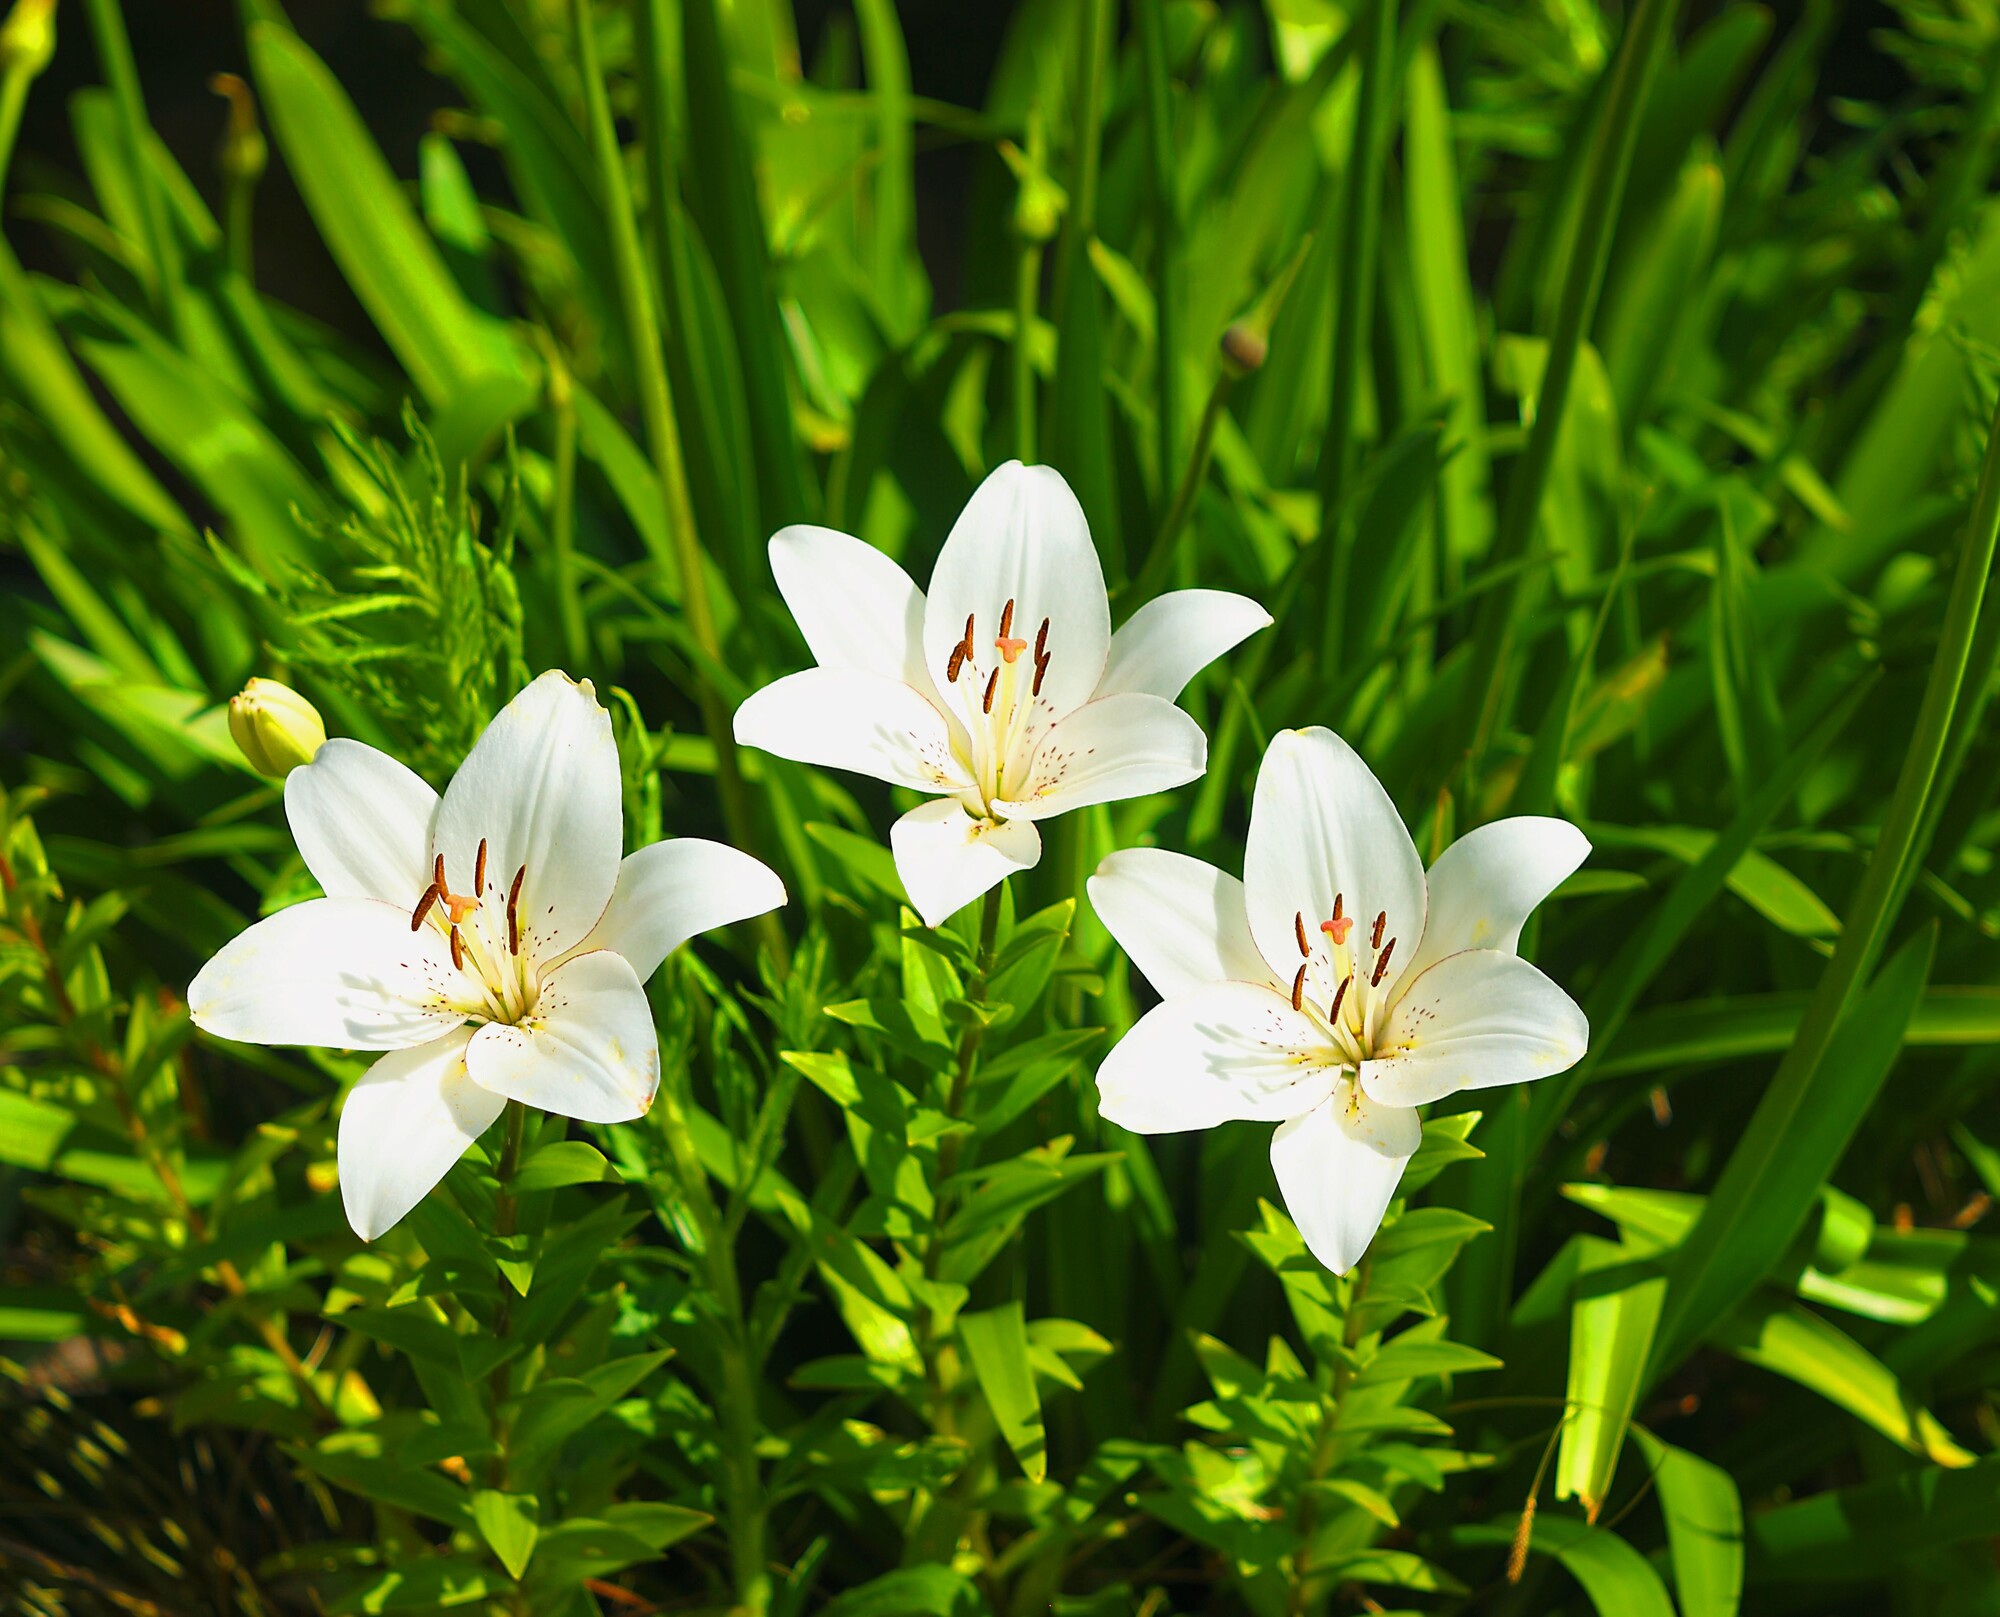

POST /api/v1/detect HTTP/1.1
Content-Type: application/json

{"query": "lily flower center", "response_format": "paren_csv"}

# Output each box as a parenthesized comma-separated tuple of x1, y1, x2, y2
(942, 597, 1056, 814)
(409, 836, 536, 1024)
(1287, 890, 1400, 1072)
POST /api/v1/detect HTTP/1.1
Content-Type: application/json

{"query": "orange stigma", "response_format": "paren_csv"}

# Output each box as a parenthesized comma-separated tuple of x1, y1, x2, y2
(995, 634, 1028, 662)
(1321, 914, 1353, 946)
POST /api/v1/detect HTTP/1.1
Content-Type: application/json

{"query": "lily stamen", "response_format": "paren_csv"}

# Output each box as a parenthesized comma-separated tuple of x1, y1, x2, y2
(983, 668, 1000, 714)
(449, 925, 465, 971)
(1294, 911, 1309, 957)
(1329, 972, 1350, 1027)
(474, 836, 488, 894)
(947, 642, 968, 683)
(410, 882, 439, 932)
(1291, 960, 1308, 1012)
(507, 864, 525, 955)
(1371, 910, 1386, 949)
(1371, 937, 1396, 987)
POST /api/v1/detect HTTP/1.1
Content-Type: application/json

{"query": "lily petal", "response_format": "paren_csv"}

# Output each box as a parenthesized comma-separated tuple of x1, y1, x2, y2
(1359, 948, 1590, 1109)
(1095, 980, 1338, 1133)
(992, 692, 1205, 821)
(770, 524, 929, 688)
(1243, 726, 1426, 1003)
(889, 798, 1041, 928)
(1097, 590, 1272, 702)
(431, 671, 622, 967)
(573, 839, 787, 981)
(1406, 816, 1588, 983)
(286, 739, 438, 904)
(734, 668, 969, 795)
(1270, 1087, 1420, 1275)
(1088, 848, 1272, 1000)
(188, 898, 468, 1050)
(338, 1027, 498, 1241)
(466, 950, 660, 1124)
(923, 461, 1110, 717)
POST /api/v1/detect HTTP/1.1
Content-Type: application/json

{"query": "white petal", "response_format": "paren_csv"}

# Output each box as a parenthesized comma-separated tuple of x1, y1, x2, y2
(734, 668, 970, 795)
(922, 461, 1110, 718)
(889, 799, 1041, 928)
(466, 950, 660, 1125)
(769, 524, 930, 688)
(188, 898, 468, 1050)
(1359, 948, 1590, 1109)
(431, 671, 621, 968)
(285, 739, 438, 904)
(572, 839, 787, 981)
(1094, 980, 1338, 1133)
(992, 693, 1206, 821)
(1270, 1087, 1421, 1275)
(1097, 590, 1272, 702)
(1404, 817, 1590, 983)
(338, 1027, 498, 1241)
(1242, 727, 1426, 1005)
(1088, 847, 1273, 1000)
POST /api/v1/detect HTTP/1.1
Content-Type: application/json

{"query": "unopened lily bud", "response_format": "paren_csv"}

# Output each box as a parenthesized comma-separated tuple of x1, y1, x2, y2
(209, 73, 267, 186)
(0, 0, 56, 77)
(229, 678, 325, 778)
(1220, 322, 1268, 377)
(1013, 174, 1065, 244)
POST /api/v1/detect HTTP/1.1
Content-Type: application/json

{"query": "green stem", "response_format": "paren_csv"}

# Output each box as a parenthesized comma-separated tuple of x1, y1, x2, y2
(1133, 370, 1232, 604)
(1459, 0, 1677, 774)
(1135, 0, 1182, 503)
(569, 0, 770, 935)
(546, 355, 586, 671)
(80, 0, 179, 333)
(1286, 1257, 1372, 1615)
(1014, 242, 1042, 464)
(1314, 0, 1397, 673)
(1651, 384, 2000, 1374)
(487, 1099, 527, 1421)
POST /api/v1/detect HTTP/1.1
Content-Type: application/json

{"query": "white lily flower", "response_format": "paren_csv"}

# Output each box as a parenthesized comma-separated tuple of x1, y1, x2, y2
(1087, 726, 1590, 1274)
(732, 461, 1271, 927)
(188, 671, 786, 1242)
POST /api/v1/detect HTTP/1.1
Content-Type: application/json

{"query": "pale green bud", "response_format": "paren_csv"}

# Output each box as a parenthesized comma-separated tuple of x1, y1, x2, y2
(0, 0, 56, 78)
(229, 678, 326, 778)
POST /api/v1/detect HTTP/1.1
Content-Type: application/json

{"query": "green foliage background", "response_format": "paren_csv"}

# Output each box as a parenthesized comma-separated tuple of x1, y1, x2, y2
(4, 0, 2000, 1611)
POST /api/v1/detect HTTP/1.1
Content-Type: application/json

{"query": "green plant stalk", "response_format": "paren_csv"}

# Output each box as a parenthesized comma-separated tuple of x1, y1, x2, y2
(1314, 0, 1396, 673)
(1015, 242, 1041, 463)
(1051, 0, 1111, 321)
(1135, 0, 1182, 508)
(1459, 0, 1677, 772)
(549, 364, 586, 671)
(80, 0, 180, 331)
(1650, 385, 2000, 1375)
(1287, 1256, 1372, 1614)
(569, 0, 770, 945)
(1132, 370, 1232, 604)
(653, 1067, 772, 1614)
(487, 1098, 527, 1466)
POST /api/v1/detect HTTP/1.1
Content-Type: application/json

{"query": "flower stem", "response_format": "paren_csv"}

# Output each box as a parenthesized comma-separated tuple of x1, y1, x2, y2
(1014, 244, 1042, 464)
(1287, 1256, 1371, 1615)
(568, 0, 770, 935)
(1132, 369, 1232, 604)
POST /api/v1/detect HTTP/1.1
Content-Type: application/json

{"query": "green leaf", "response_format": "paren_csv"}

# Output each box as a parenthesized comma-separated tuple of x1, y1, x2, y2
(1632, 1427, 1742, 1617)
(1653, 924, 1937, 1375)
(471, 1489, 539, 1580)
(1556, 1236, 1666, 1521)
(1458, 1512, 1676, 1617)
(246, 22, 526, 406)
(1707, 1295, 1974, 1467)
(1745, 1456, 2000, 1585)
(960, 1300, 1047, 1483)
(817, 1566, 979, 1617)
(511, 1140, 620, 1194)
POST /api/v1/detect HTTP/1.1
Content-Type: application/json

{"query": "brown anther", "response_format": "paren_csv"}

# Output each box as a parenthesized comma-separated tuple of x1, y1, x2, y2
(410, 883, 440, 932)
(449, 925, 465, 971)
(474, 837, 488, 894)
(1035, 617, 1049, 660)
(960, 612, 976, 657)
(1371, 910, 1386, 949)
(999, 598, 1015, 640)
(1291, 961, 1308, 1012)
(434, 853, 447, 894)
(507, 865, 525, 955)
(1294, 911, 1310, 957)
(1332, 893, 1344, 922)
(1032, 652, 1049, 697)
(1371, 937, 1396, 987)
(947, 643, 967, 683)
(1329, 974, 1351, 1026)
(982, 668, 999, 714)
